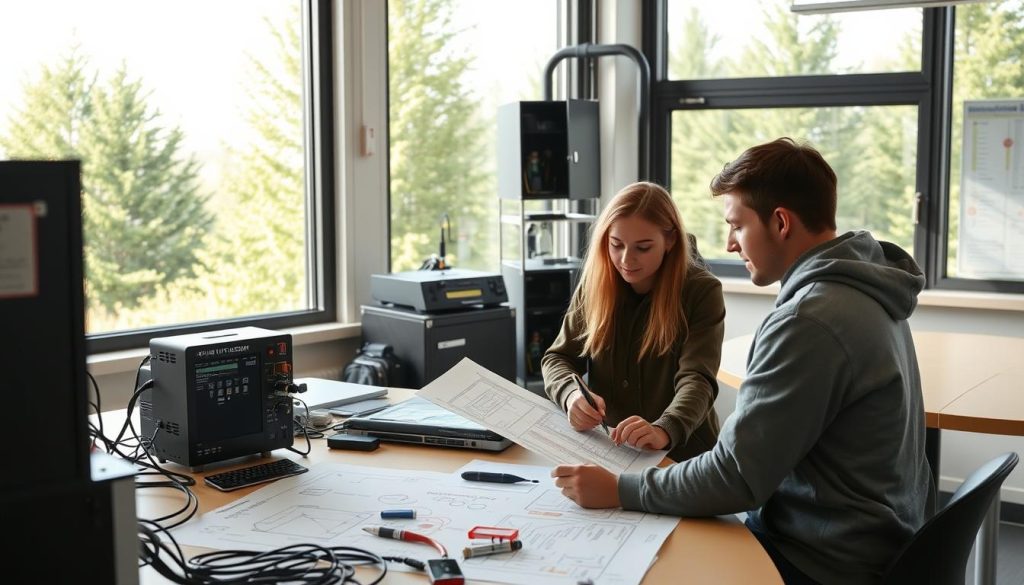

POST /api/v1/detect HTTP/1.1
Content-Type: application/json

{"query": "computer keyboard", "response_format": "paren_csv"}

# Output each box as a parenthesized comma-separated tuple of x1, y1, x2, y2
(204, 459, 309, 492)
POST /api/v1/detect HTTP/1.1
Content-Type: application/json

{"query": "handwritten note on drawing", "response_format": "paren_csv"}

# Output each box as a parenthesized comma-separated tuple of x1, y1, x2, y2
(418, 358, 667, 474)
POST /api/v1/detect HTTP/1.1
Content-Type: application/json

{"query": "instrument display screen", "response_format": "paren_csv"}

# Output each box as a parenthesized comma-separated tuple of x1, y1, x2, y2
(194, 353, 261, 442)
(446, 288, 482, 300)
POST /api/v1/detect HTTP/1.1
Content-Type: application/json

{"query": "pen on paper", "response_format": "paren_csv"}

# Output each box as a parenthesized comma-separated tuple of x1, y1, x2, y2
(463, 539, 523, 559)
(461, 471, 538, 484)
(571, 373, 609, 435)
(362, 525, 448, 557)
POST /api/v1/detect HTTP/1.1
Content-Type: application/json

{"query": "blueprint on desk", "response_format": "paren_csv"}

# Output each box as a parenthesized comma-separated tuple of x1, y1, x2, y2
(418, 358, 668, 474)
(172, 461, 677, 585)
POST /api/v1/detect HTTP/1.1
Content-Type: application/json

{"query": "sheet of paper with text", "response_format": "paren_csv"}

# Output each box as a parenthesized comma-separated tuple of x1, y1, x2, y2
(418, 358, 667, 475)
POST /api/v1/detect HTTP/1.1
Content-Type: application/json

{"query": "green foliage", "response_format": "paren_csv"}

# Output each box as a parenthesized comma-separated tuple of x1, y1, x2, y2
(388, 0, 491, 271)
(669, 2, 917, 260)
(668, 8, 731, 251)
(668, 6, 720, 81)
(735, 3, 840, 77)
(196, 6, 307, 315)
(0, 47, 92, 159)
(1, 48, 212, 313)
(947, 0, 1024, 274)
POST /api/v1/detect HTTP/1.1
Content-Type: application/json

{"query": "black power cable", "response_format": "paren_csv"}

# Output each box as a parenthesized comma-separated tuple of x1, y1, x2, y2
(95, 358, 423, 584)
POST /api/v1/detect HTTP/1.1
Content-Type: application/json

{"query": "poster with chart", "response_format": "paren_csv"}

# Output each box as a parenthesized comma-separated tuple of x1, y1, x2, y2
(958, 99, 1024, 280)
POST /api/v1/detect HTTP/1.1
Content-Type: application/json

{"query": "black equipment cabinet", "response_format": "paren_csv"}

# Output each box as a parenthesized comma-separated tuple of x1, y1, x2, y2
(497, 100, 599, 393)
(360, 304, 516, 389)
(501, 264, 580, 393)
(497, 100, 600, 200)
(0, 161, 138, 583)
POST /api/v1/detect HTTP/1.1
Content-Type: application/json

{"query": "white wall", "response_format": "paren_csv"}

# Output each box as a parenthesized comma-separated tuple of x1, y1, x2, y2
(716, 288, 1024, 506)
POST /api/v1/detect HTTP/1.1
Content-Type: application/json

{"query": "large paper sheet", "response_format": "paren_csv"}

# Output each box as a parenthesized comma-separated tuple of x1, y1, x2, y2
(172, 461, 677, 585)
(418, 358, 667, 474)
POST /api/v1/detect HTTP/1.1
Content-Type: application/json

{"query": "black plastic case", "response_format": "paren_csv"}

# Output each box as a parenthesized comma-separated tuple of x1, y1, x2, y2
(326, 433, 380, 451)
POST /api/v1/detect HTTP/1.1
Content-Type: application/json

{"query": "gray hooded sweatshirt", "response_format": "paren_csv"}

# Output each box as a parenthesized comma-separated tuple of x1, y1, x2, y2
(618, 231, 935, 585)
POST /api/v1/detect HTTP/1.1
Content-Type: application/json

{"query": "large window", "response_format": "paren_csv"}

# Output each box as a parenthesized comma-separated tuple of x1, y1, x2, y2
(673, 106, 918, 261)
(387, 0, 562, 273)
(946, 1, 1024, 283)
(650, 0, 1024, 292)
(666, 1, 921, 79)
(0, 0, 335, 350)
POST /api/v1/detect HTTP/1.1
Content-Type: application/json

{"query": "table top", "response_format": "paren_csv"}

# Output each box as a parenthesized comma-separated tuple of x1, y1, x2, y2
(109, 388, 781, 584)
(718, 330, 1024, 436)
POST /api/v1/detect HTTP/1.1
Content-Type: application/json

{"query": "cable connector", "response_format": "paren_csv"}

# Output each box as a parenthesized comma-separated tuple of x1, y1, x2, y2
(384, 556, 426, 571)
(274, 381, 306, 394)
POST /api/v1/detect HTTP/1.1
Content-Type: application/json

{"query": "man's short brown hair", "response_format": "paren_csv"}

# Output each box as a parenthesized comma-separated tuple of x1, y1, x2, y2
(710, 137, 837, 233)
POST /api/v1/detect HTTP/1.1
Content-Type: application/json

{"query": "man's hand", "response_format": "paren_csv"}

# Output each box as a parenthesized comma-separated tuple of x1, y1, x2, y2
(566, 389, 607, 432)
(611, 416, 670, 450)
(550, 463, 621, 508)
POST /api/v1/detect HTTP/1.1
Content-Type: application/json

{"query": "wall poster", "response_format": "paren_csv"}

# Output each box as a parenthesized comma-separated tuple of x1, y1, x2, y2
(958, 99, 1024, 280)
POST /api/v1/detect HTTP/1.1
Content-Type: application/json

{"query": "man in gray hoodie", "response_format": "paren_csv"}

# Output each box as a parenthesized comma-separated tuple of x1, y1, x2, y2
(551, 137, 935, 584)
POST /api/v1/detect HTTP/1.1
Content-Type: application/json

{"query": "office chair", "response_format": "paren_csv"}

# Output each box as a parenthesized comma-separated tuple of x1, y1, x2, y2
(881, 451, 1019, 585)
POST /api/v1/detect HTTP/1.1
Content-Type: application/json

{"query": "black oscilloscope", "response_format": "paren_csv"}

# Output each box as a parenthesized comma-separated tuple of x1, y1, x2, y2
(141, 326, 302, 469)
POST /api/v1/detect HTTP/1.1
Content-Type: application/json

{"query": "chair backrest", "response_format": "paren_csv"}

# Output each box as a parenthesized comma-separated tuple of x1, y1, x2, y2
(881, 452, 1019, 585)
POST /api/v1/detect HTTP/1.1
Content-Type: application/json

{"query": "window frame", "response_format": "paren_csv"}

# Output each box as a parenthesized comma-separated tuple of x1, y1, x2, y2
(86, 0, 338, 354)
(643, 1, 1024, 294)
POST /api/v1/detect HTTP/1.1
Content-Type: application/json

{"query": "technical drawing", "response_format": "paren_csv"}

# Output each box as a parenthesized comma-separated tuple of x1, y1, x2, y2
(461, 512, 638, 583)
(173, 457, 676, 585)
(252, 505, 370, 539)
(419, 360, 666, 474)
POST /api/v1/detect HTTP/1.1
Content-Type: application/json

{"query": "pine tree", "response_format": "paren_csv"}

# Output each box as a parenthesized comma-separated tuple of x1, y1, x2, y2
(669, 8, 734, 257)
(388, 0, 490, 271)
(669, 3, 851, 260)
(845, 30, 921, 252)
(1, 50, 211, 314)
(0, 46, 92, 159)
(195, 7, 307, 315)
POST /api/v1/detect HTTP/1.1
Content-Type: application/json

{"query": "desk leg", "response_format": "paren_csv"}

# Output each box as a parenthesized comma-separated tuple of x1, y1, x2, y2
(925, 427, 941, 486)
(973, 496, 1000, 585)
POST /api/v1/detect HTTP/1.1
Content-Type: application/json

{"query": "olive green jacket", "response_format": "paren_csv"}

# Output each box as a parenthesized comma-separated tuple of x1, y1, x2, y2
(541, 264, 725, 462)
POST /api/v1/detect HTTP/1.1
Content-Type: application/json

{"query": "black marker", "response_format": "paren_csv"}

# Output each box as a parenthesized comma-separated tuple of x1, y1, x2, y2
(461, 471, 538, 484)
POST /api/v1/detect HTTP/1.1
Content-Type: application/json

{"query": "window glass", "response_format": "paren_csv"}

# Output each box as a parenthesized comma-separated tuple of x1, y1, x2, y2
(666, 0, 921, 79)
(388, 0, 559, 272)
(947, 0, 1024, 282)
(0, 1, 314, 334)
(671, 106, 919, 261)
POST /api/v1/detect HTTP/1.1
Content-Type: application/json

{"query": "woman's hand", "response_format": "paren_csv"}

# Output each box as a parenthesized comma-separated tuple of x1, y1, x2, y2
(611, 416, 670, 450)
(567, 389, 607, 432)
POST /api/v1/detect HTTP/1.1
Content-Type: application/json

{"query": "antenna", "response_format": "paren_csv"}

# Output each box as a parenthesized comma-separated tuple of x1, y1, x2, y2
(438, 213, 451, 270)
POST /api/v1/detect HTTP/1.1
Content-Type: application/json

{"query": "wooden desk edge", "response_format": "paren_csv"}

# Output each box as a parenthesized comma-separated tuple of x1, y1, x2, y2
(716, 369, 744, 390)
(110, 388, 782, 584)
(935, 413, 1024, 436)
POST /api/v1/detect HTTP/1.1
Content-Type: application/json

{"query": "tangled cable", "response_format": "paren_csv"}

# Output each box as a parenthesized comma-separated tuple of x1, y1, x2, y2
(139, 521, 390, 584)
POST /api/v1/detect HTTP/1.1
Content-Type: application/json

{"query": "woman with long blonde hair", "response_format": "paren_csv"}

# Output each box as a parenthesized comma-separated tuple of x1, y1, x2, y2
(542, 181, 724, 462)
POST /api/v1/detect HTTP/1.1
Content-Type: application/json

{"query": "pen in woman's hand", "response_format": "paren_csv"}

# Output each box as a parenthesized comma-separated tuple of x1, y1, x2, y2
(571, 373, 610, 435)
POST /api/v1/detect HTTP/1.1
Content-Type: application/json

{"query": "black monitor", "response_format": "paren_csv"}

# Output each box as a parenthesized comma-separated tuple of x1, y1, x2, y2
(0, 160, 91, 489)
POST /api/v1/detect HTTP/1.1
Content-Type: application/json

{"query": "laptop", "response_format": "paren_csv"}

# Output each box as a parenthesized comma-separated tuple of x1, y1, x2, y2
(340, 396, 513, 452)
(292, 377, 388, 411)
